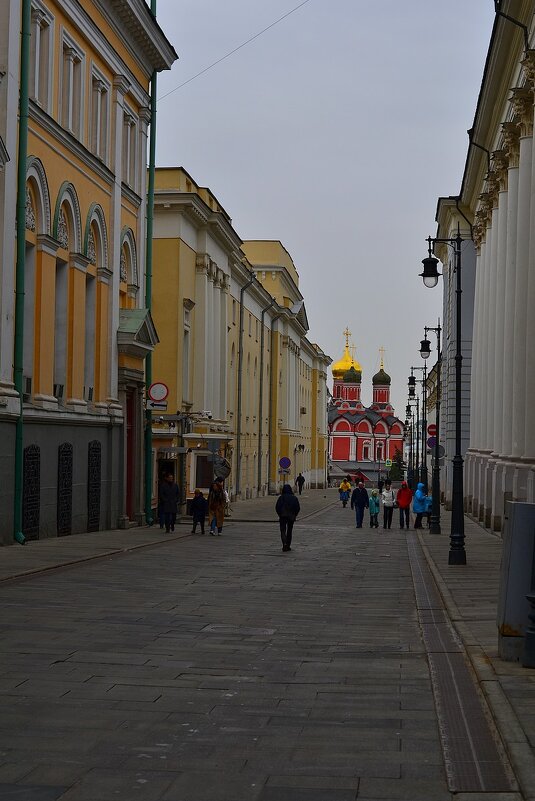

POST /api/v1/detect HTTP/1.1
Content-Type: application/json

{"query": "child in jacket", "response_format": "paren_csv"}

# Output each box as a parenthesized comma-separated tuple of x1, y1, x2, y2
(369, 489, 380, 528)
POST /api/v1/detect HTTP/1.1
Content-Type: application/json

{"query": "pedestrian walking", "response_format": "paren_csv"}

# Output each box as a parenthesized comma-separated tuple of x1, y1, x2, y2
(208, 476, 226, 535)
(190, 489, 208, 535)
(158, 472, 179, 533)
(369, 488, 380, 528)
(339, 478, 352, 508)
(275, 484, 300, 552)
(350, 481, 369, 528)
(295, 472, 305, 495)
(413, 482, 428, 528)
(381, 481, 396, 529)
(396, 481, 413, 529)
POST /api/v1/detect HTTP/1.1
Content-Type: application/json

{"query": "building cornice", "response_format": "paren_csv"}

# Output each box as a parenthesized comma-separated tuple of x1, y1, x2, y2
(93, 0, 177, 74)
(154, 190, 243, 255)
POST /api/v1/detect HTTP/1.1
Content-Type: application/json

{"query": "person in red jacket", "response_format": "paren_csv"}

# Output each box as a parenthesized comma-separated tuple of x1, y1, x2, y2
(396, 481, 413, 529)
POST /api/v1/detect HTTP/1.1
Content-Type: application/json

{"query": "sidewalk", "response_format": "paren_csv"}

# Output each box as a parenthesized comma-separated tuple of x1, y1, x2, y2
(0, 489, 338, 582)
(420, 512, 535, 801)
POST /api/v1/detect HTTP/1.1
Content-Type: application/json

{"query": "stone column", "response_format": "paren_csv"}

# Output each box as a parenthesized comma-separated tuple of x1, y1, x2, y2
(475, 196, 493, 522)
(66, 253, 90, 410)
(107, 75, 130, 414)
(33, 235, 58, 407)
(510, 87, 533, 500)
(500, 120, 521, 505)
(193, 254, 210, 412)
(522, 54, 535, 500)
(467, 222, 485, 515)
(490, 151, 509, 529)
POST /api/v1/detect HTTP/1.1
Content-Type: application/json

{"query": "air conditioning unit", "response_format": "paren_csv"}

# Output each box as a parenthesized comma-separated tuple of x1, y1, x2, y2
(54, 383, 64, 400)
(84, 386, 93, 402)
(22, 375, 32, 402)
(300, 406, 307, 414)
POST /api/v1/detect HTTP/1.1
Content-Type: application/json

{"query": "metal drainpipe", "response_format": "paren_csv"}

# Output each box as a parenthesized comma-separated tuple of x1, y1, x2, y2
(13, 0, 32, 544)
(144, 0, 157, 525)
(235, 269, 255, 498)
(257, 297, 276, 494)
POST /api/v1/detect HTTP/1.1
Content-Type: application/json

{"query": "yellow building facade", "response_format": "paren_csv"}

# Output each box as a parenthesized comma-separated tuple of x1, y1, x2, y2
(152, 169, 330, 507)
(0, 0, 176, 542)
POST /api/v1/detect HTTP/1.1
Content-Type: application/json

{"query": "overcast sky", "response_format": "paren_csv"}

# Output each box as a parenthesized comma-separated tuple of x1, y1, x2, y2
(154, 0, 495, 415)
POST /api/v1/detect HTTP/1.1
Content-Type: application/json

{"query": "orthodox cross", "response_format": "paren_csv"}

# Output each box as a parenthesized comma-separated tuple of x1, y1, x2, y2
(343, 326, 351, 348)
(379, 346, 385, 369)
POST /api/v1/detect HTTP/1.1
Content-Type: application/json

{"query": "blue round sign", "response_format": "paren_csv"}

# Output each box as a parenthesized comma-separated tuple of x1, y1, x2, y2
(279, 456, 291, 469)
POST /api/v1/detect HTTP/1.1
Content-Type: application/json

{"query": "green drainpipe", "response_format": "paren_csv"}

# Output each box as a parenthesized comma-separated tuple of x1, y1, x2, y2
(144, 0, 157, 524)
(13, 0, 32, 545)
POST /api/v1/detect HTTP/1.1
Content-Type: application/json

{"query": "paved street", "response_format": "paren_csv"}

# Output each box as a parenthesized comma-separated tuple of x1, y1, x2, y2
(0, 492, 532, 800)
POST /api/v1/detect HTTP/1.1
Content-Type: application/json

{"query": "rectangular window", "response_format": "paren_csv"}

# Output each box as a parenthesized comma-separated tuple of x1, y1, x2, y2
(30, 4, 53, 111)
(195, 455, 213, 489)
(232, 299, 236, 325)
(122, 106, 138, 189)
(61, 34, 84, 138)
(91, 71, 109, 162)
(182, 329, 190, 402)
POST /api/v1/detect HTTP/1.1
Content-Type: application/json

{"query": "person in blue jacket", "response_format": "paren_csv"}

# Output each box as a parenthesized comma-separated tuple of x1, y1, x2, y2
(413, 482, 428, 529)
(368, 488, 380, 528)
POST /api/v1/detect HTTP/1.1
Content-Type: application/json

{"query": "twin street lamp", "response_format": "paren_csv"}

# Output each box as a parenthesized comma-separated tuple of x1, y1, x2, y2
(419, 323, 442, 536)
(420, 226, 466, 565)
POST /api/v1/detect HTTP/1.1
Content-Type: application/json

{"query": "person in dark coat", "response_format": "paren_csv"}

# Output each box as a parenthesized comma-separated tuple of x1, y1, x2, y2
(295, 473, 305, 495)
(275, 484, 300, 552)
(350, 481, 369, 529)
(190, 489, 208, 535)
(159, 472, 179, 532)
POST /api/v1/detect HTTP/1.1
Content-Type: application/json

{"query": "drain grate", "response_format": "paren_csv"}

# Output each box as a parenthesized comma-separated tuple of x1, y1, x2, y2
(407, 534, 515, 793)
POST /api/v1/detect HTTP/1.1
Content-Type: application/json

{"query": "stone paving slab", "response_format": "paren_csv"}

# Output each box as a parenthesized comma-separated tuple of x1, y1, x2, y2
(0, 499, 532, 799)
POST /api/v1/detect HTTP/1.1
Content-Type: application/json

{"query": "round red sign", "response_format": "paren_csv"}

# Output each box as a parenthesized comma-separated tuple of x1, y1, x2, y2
(427, 424, 437, 437)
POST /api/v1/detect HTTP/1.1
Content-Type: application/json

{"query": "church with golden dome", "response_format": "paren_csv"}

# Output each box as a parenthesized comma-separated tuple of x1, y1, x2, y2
(328, 328, 404, 483)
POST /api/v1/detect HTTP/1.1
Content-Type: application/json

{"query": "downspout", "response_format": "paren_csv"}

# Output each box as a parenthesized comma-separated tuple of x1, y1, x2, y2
(257, 296, 276, 494)
(235, 268, 255, 498)
(144, 0, 157, 524)
(13, 0, 32, 544)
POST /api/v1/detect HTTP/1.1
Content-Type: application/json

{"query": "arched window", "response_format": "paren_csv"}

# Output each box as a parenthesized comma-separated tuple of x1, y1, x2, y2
(120, 228, 138, 308)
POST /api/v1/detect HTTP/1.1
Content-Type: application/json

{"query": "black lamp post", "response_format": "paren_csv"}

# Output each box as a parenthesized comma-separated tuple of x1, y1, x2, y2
(420, 322, 442, 535)
(408, 368, 427, 491)
(420, 226, 466, 565)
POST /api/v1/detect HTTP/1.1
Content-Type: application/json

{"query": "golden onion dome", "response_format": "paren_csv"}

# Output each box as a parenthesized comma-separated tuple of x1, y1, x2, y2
(332, 344, 362, 380)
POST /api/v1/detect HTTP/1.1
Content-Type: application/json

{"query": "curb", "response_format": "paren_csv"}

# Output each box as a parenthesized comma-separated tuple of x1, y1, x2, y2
(418, 532, 535, 801)
(0, 530, 192, 584)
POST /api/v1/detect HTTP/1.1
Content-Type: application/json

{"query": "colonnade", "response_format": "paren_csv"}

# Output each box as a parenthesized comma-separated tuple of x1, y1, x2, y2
(466, 54, 535, 529)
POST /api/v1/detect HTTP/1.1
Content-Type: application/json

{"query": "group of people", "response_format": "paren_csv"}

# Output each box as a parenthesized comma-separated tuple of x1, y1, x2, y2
(340, 477, 432, 530)
(158, 473, 228, 536)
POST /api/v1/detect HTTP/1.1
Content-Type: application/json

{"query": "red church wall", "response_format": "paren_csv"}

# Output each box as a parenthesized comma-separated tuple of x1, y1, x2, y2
(332, 437, 349, 460)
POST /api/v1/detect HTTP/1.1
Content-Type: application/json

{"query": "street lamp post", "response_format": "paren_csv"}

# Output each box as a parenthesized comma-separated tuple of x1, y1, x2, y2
(420, 225, 466, 565)
(408, 369, 426, 487)
(420, 322, 442, 535)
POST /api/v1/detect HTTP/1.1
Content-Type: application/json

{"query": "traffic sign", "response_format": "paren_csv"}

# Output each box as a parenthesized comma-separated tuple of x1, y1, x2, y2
(431, 458, 445, 467)
(279, 457, 291, 469)
(427, 436, 436, 449)
(385, 459, 392, 468)
(147, 400, 168, 410)
(428, 424, 437, 437)
(436, 445, 445, 458)
(148, 382, 169, 402)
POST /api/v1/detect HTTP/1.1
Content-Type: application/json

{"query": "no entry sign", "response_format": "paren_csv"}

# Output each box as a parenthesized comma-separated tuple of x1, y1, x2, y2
(427, 424, 437, 437)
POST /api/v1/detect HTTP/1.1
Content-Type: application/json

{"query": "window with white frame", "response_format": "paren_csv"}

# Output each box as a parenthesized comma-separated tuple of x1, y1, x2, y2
(90, 70, 110, 162)
(30, 3, 53, 111)
(122, 106, 137, 189)
(61, 33, 84, 138)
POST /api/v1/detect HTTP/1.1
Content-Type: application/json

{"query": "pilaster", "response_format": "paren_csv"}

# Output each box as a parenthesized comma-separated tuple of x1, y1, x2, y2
(33, 235, 58, 407)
